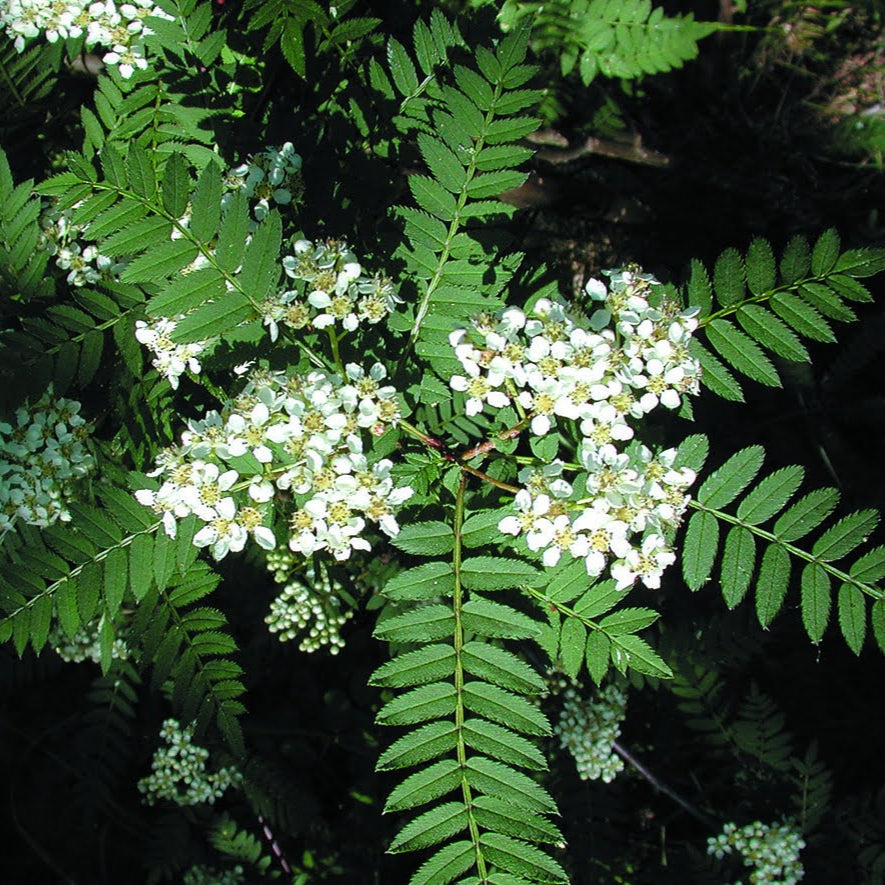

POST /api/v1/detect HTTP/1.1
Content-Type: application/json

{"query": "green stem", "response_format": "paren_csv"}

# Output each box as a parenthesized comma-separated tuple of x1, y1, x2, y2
(452, 471, 489, 881)
(326, 326, 344, 374)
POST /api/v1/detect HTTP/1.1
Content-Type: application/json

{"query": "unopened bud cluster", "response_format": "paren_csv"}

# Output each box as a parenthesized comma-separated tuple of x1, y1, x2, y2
(556, 683, 627, 783)
(452, 268, 700, 589)
(49, 616, 128, 664)
(1, 0, 173, 76)
(707, 820, 805, 884)
(138, 718, 242, 806)
(135, 365, 413, 562)
(265, 561, 352, 654)
(0, 388, 94, 534)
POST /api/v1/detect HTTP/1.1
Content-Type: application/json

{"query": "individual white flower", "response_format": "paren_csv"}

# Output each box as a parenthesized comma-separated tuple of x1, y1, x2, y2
(450, 372, 509, 417)
(610, 534, 676, 590)
(193, 497, 248, 560)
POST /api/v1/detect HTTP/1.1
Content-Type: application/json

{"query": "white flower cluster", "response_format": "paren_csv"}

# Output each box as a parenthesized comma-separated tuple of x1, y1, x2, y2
(138, 718, 242, 807)
(0, 0, 172, 77)
(0, 388, 94, 535)
(707, 820, 805, 885)
(134, 315, 207, 390)
(268, 237, 400, 339)
(265, 557, 352, 654)
(556, 683, 627, 783)
(135, 364, 413, 563)
(39, 205, 124, 287)
(49, 616, 128, 664)
(183, 865, 245, 885)
(450, 268, 700, 590)
(225, 142, 303, 222)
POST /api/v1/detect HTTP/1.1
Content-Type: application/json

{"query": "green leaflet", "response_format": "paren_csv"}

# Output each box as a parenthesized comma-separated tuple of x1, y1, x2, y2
(720, 526, 756, 609)
(384, 759, 462, 813)
(697, 446, 766, 510)
(460, 556, 541, 591)
(382, 562, 456, 601)
(801, 564, 831, 644)
(370, 645, 457, 689)
(462, 718, 548, 771)
(392, 521, 456, 556)
(461, 641, 547, 695)
(377, 722, 458, 771)
(464, 756, 556, 814)
(462, 681, 551, 736)
(388, 801, 469, 854)
(736, 466, 805, 525)
(774, 488, 840, 543)
(479, 833, 568, 883)
(838, 584, 866, 655)
(682, 510, 719, 591)
(461, 597, 542, 639)
(705, 319, 779, 388)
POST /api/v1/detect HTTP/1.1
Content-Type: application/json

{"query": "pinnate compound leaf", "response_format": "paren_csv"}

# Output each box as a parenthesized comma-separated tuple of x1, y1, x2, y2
(838, 584, 866, 655)
(736, 466, 804, 525)
(801, 563, 831, 643)
(682, 510, 719, 591)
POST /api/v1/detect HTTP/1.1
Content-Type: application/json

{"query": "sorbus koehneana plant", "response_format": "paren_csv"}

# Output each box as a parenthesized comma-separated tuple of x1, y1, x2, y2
(2, 2, 885, 882)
